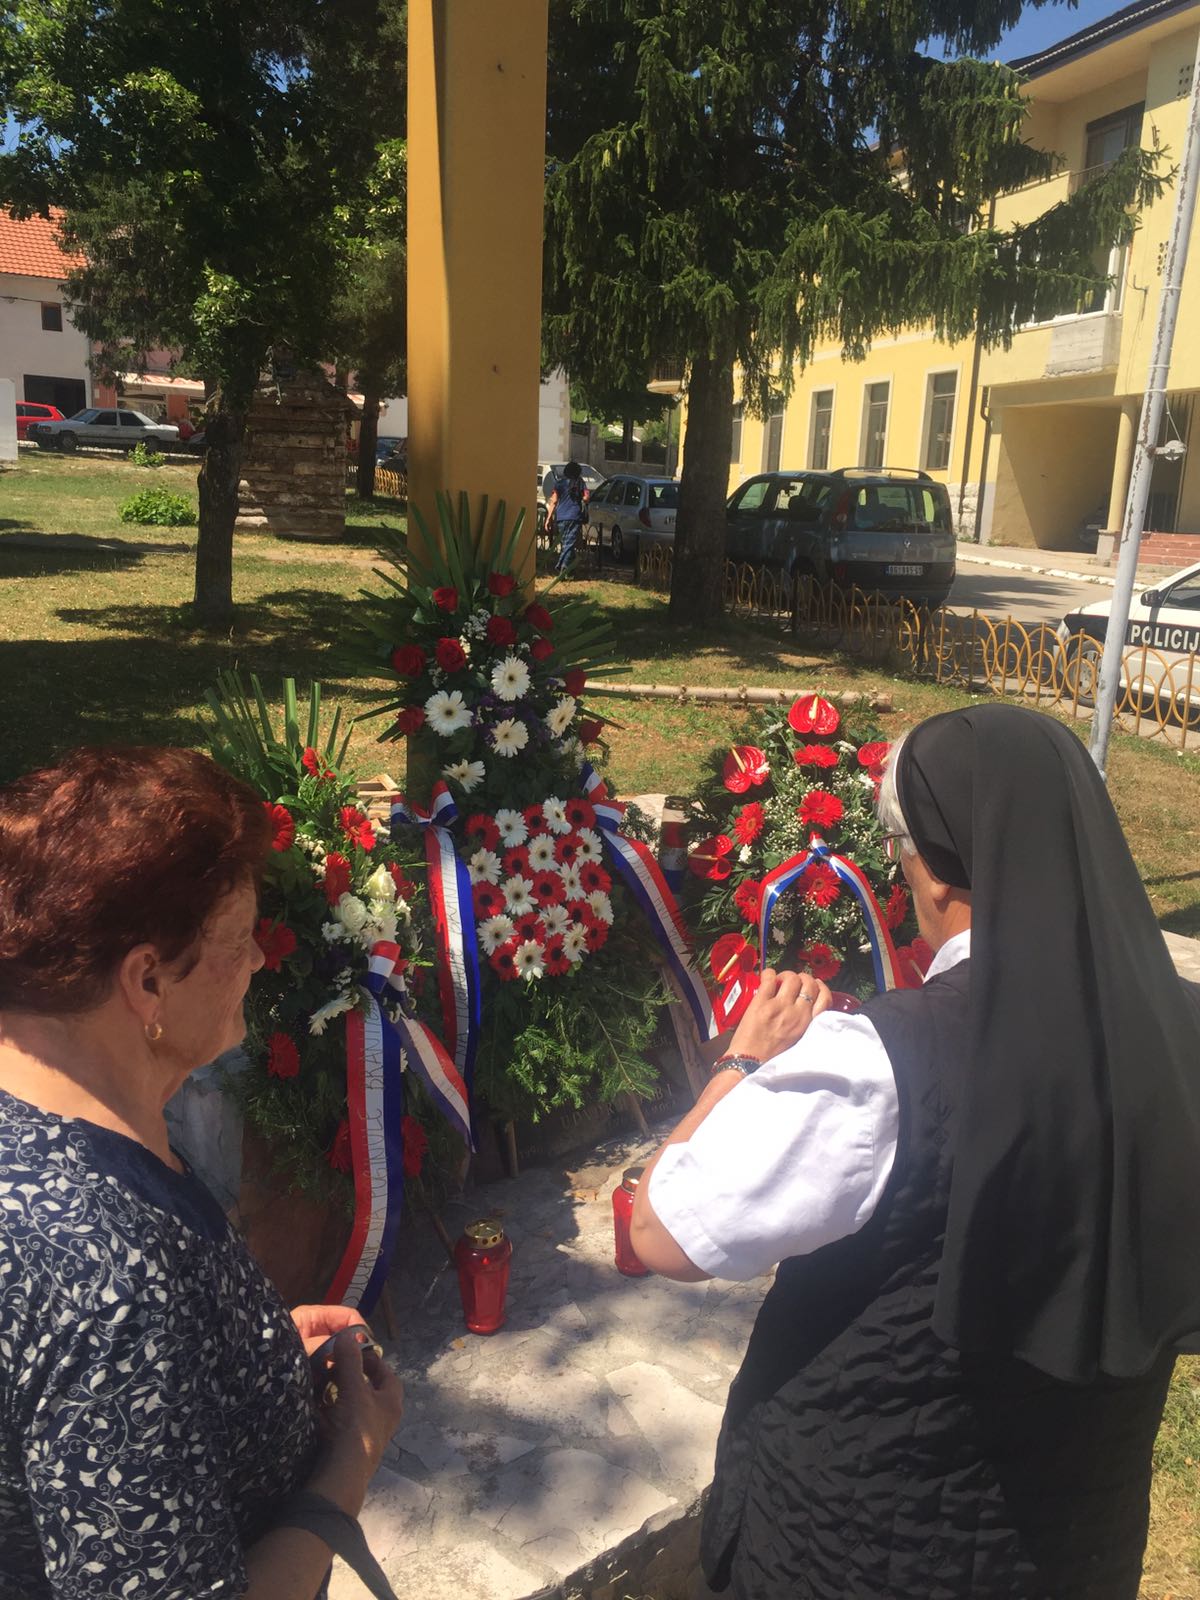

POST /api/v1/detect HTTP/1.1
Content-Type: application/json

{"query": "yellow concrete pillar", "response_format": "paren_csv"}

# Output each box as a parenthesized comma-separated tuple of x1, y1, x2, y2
(1105, 398, 1140, 535)
(407, 0, 549, 584)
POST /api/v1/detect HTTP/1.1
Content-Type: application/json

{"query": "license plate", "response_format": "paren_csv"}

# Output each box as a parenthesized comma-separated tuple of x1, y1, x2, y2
(886, 564, 925, 577)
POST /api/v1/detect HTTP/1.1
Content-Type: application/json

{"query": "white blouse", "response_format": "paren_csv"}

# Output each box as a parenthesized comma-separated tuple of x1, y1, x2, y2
(648, 930, 972, 1281)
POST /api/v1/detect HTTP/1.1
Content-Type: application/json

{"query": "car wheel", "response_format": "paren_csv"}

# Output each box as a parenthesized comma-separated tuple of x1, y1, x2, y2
(58, 431, 78, 453)
(1058, 637, 1101, 707)
(35, 434, 53, 451)
(610, 525, 624, 562)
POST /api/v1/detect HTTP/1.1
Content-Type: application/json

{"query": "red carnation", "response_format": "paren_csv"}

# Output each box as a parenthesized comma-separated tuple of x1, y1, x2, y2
(464, 812, 501, 850)
(885, 883, 909, 930)
(340, 806, 376, 851)
(797, 790, 844, 831)
(488, 572, 517, 597)
(473, 882, 505, 919)
(255, 918, 297, 971)
(514, 909, 543, 940)
(710, 932, 755, 983)
(435, 637, 467, 673)
(564, 797, 595, 830)
(388, 862, 416, 900)
(401, 1115, 428, 1179)
(688, 835, 734, 880)
(531, 871, 566, 908)
(391, 644, 426, 676)
(733, 879, 761, 923)
(564, 669, 587, 697)
(393, 705, 426, 737)
(327, 1119, 353, 1172)
(857, 740, 891, 782)
(502, 844, 531, 879)
(733, 802, 765, 846)
(543, 933, 570, 977)
(722, 745, 770, 795)
(579, 719, 604, 745)
(803, 861, 841, 908)
(788, 694, 841, 738)
(323, 852, 352, 906)
(524, 602, 554, 632)
(798, 942, 842, 981)
(265, 802, 295, 853)
(579, 861, 611, 895)
(486, 615, 517, 647)
(433, 586, 459, 613)
(530, 637, 555, 662)
(489, 939, 521, 981)
(793, 744, 839, 770)
(523, 803, 549, 835)
(266, 1031, 301, 1080)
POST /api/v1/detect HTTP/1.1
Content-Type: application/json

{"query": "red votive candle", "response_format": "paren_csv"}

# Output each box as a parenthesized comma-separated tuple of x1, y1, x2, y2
(612, 1166, 651, 1277)
(455, 1219, 512, 1334)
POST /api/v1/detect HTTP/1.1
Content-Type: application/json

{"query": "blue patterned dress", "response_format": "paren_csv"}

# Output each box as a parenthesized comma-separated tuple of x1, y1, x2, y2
(0, 1088, 320, 1598)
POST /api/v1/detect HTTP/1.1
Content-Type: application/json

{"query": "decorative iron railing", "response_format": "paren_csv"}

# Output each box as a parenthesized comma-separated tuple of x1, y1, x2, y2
(345, 464, 408, 500)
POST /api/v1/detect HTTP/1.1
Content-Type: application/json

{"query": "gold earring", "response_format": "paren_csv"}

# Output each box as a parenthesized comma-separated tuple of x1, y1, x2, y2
(145, 1021, 163, 1043)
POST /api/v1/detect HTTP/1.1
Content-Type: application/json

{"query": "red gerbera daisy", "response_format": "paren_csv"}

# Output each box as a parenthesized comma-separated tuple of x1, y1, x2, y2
(722, 745, 770, 794)
(793, 744, 839, 770)
(264, 802, 295, 852)
(255, 918, 297, 971)
(563, 797, 595, 830)
(542, 933, 570, 976)
(788, 694, 841, 737)
(565, 898, 591, 926)
(531, 871, 566, 908)
(583, 916, 608, 952)
(797, 790, 844, 831)
(464, 813, 501, 850)
(340, 806, 375, 852)
(802, 862, 841, 908)
(524, 803, 549, 835)
(733, 879, 761, 923)
(885, 882, 909, 930)
(578, 861, 611, 895)
(327, 1119, 353, 1172)
(733, 802, 765, 845)
(502, 844, 531, 879)
(554, 834, 581, 867)
(401, 1115, 428, 1179)
(266, 1031, 301, 1080)
(513, 909, 543, 941)
(489, 939, 521, 981)
(798, 942, 842, 981)
(323, 851, 351, 906)
(301, 746, 333, 779)
(473, 882, 505, 919)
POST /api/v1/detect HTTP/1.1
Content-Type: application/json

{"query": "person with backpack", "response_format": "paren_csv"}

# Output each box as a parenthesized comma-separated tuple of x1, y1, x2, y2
(545, 460, 589, 574)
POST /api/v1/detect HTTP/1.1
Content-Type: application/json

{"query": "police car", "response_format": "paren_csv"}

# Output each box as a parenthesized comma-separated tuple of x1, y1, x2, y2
(1056, 561, 1200, 719)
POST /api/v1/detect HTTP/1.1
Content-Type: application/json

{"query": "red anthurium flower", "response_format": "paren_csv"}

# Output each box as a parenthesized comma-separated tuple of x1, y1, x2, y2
(802, 862, 841, 908)
(435, 637, 467, 673)
(327, 1119, 353, 1172)
(340, 806, 376, 851)
(894, 939, 935, 988)
(788, 694, 841, 737)
(688, 835, 734, 879)
(265, 802, 295, 852)
(578, 719, 604, 744)
(524, 602, 554, 632)
(793, 743, 839, 770)
(733, 879, 761, 923)
(733, 802, 765, 845)
(391, 644, 426, 676)
(488, 572, 517, 597)
(401, 1115, 428, 1179)
(579, 861, 611, 895)
(472, 882, 505, 919)
(433, 586, 459, 613)
(857, 740, 891, 781)
(543, 933, 570, 976)
(489, 939, 521, 981)
(266, 1032, 301, 1079)
(393, 705, 426, 737)
(564, 669, 587, 697)
(885, 883, 909, 930)
(710, 932, 755, 984)
(722, 745, 770, 794)
(531, 871, 566, 908)
(563, 797, 595, 830)
(486, 615, 517, 647)
(464, 812, 501, 850)
(530, 637, 555, 662)
(514, 909, 543, 941)
(797, 790, 843, 831)
(255, 918, 297, 971)
(388, 863, 416, 900)
(323, 852, 352, 906)
(798, 942, 842, 981)
(502, 844, 531, 879)
(523, 803, 549, 835)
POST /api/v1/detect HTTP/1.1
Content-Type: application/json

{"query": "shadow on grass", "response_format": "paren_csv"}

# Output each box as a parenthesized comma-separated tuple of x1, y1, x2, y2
(0, 537, 150, 577)
(1162, 904, 1200, 939)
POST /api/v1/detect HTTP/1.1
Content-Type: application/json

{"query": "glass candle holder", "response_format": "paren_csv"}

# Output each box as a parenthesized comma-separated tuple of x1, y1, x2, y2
(454, 1219, 512, 1334)
(612, 1166, 651, 1277)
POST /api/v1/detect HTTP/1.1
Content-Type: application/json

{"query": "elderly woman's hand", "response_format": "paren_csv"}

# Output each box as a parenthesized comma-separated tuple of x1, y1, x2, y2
(728, 967, 831, 1064)
(291, 1303, 372, 1358)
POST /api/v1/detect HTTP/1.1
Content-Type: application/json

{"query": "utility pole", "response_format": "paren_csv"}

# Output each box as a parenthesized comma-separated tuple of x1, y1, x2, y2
(1090, 41, 1200, 776)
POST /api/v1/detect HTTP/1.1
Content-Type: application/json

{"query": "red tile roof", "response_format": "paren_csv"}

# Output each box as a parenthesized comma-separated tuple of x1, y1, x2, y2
(0, 209, 84, 281)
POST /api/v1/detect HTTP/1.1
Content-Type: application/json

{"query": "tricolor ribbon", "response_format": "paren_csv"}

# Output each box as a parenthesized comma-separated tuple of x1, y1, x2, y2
(582, 762, 718, 1041)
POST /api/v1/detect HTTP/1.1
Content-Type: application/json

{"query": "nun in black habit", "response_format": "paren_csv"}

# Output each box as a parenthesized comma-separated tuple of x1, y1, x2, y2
(632, 703, 1200, 1600)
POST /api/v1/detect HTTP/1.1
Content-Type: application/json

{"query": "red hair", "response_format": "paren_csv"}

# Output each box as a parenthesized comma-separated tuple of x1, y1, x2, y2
(0, 747, 271, 1014)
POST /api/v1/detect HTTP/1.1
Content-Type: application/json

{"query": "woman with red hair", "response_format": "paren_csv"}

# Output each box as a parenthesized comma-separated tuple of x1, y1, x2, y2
(0, 747, 404, 1599)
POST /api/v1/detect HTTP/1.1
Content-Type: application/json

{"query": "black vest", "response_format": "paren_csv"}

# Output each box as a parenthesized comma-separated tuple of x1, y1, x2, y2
(701, 960, 1175, 1599)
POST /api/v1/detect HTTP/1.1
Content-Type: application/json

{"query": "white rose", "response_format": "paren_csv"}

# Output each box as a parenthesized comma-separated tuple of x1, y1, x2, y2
(365, 864, 396, 903)
(336, 894, 369, 935)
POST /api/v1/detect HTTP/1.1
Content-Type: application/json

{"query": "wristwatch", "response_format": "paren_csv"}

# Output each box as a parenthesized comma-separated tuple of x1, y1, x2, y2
(710, 1053, 762, 1079)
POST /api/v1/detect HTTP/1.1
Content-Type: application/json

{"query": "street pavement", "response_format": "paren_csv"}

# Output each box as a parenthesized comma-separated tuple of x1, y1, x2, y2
(944, 566, 1101, 629)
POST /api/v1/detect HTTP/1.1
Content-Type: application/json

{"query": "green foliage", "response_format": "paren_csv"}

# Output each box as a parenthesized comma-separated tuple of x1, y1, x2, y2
(129, 441, 166, 469)
(205, 671, 352, 797)
(118, 487, 196, 526)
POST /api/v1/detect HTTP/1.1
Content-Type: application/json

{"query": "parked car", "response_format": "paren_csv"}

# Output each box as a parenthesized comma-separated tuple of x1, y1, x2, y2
(1056, 560, 1200, 720)
(375, 435, 405, 465)
(586, 474, 679, 561)
(725, 466, 957, 609)
(536, 461, 605, 509)
(31, 407, 180, 453)
(15, 401, 64, 442)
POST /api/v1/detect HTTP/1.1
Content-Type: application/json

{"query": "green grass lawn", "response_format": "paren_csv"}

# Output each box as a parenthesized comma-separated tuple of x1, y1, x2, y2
(2, 451, 1199, 1593)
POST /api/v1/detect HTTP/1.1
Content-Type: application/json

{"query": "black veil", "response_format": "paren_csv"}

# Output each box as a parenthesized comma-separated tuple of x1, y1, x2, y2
(895, 703, 1200, 1383)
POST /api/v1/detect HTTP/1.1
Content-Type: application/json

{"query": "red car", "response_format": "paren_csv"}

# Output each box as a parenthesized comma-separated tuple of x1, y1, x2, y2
(16, 401, 64, 441)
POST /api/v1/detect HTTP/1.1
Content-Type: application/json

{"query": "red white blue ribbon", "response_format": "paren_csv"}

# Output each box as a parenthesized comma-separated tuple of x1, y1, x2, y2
(582, 762, 717, 1041)
(757, 833, 906, 993)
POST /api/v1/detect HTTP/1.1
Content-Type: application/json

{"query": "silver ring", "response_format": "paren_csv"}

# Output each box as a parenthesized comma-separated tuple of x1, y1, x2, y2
(797, 991, 815, 1005)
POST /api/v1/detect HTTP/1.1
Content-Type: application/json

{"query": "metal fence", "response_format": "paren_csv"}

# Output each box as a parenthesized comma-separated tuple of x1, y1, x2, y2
(637, 543, 1200, 749)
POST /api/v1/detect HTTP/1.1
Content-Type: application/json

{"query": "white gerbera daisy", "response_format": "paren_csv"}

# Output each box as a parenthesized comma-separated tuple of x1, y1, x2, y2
(425, 689, 472, 736)
(562, 925, 588, 964)
(492, 719, 529, 759)
(514, 939, 545, 981)
(574, 828, 603, 863)
(558, 863, 583, 898)
(444, 758, 486, 794)
(494, 808, 528, 848)
(502, 874, 535, 915)
(310, 992, 357, 1035)
(545, 696, 576, 738)
(490, 655, 531, 701)
(541, 796, 570, 834)
(468, 848, 502, 886)
(586, 890, 614, 925)
(478, 913, 516, 955)
(540, 903, 570, 935)
(526, 834, 558, 871)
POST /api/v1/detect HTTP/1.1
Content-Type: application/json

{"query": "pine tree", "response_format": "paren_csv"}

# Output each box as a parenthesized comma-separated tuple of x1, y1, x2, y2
(544, 1, 1166, 622)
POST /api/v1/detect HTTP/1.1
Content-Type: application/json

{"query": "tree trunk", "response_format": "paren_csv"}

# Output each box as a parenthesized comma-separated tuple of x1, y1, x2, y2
(669, 347, 734, 624)
(193, 405, 246, 626)
(621, 413, 634, 462)
(355, 385, 381, 499)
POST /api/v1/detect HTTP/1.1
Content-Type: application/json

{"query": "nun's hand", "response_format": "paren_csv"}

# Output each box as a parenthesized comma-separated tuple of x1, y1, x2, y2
(729, 968, 831, 1063)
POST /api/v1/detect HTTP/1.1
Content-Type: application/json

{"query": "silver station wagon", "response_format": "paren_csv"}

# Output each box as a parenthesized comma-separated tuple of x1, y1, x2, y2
(31, 407, 180, 453)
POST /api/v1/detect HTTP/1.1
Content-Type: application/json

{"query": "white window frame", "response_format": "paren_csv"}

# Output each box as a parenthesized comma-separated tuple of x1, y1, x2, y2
(1019, 239, 1129, 329)
(859, 378, 891, 470)
(920, 366, 960, 475)
(808, 388, 835, 471)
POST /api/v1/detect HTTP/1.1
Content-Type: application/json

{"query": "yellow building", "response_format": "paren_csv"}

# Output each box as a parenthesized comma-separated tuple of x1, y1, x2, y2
(726, 0, 1200, 554)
